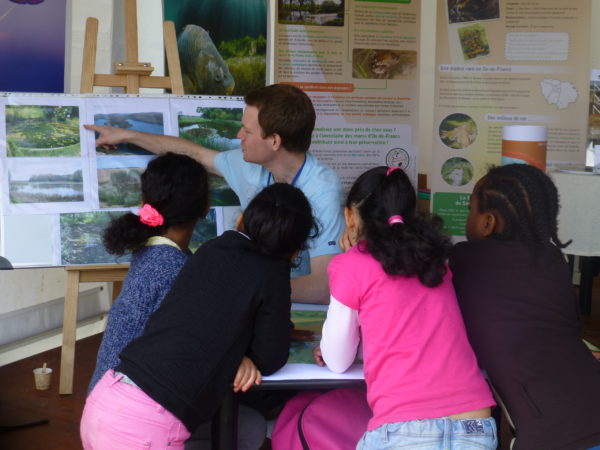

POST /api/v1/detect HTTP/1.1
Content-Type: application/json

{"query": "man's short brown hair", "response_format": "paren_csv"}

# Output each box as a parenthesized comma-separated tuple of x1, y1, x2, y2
(245, 84, 316, 153)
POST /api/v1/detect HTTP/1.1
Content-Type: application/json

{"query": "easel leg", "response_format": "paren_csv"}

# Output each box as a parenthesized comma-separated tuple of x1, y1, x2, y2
(59, 270, 81, 395)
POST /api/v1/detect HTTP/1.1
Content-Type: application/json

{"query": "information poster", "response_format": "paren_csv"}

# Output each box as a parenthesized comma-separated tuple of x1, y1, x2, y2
(431, 0, 591, 236)
(275, 0, 420, 188)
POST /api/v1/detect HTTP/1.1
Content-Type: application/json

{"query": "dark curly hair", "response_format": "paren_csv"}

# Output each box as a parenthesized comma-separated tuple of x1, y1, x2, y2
(242, 183, 318, 263)
(473, 163, 569, 249)
(103, 153, 210, 255)
(347, 166, 452, 287)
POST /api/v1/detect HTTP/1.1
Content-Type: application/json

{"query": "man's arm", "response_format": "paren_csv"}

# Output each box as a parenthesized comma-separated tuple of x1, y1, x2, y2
(84, 124, 220, 174)
(290, 254, 335, 304)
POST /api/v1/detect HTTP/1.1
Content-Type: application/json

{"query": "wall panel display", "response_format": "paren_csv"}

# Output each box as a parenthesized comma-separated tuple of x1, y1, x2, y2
(431, 0, 591, 237)
(275, 0, 421, 188)
(0, 95, 246, 267)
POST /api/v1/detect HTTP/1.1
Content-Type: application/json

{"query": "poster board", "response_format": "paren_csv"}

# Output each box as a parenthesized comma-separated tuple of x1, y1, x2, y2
(0, 93, 246, 268)
(274, 0, 421, 189)
(430, 0, 591, 236)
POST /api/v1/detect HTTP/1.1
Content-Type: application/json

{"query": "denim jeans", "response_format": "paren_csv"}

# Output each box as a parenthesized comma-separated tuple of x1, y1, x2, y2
(357, 417, 497, 450)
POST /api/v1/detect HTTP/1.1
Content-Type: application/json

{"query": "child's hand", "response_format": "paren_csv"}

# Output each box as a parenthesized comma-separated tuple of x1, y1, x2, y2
(312, 345, 325, 366)
(339, 228, 358, 252)
(233, 356, 262, 392)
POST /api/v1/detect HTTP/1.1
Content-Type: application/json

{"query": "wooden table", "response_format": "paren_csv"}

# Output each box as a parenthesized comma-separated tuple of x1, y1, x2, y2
(58, 264, 129, 395)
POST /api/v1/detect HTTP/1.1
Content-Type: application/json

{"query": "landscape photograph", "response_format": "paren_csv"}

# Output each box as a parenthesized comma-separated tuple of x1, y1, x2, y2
(189, 208, 218, 252)
(60, 211, 130, 265)
(278, 0, 344, 27)
(93, 112, 164, 156)
(8, 159, 84, 204)
(96, 156, 150, 209)
(5, 105, 80, 157)
(178, 107, 242, 206)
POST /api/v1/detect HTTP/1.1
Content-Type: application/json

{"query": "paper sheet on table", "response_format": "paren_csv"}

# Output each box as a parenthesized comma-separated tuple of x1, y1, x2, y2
(263, 363, 364, 381)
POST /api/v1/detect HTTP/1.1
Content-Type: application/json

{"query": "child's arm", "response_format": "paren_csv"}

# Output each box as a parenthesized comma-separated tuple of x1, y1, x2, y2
(233, 356, 262, 392)
(318, 296, 360, 373)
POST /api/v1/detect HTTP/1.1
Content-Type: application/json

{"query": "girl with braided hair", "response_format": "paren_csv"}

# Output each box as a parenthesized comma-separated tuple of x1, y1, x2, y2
(450, 163, 600, 450)
(313, 166, 497, 449)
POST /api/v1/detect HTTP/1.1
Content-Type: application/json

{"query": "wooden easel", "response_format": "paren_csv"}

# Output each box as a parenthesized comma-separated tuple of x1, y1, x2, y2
(79, 0, 184, 94)
(58, 0, 184, 395)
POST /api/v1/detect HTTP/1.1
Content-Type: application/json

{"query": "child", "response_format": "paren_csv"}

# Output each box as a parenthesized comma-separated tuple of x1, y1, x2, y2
(80, 183, 317, 450)
(88, 152, 209, 393)
(314, 166, 497, 449)
(449, 163, 600, 450)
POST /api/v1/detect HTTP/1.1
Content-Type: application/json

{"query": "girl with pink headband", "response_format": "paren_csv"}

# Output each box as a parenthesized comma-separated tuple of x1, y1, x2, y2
(88, 152, 210, 394)
(313, 166, 497, 449)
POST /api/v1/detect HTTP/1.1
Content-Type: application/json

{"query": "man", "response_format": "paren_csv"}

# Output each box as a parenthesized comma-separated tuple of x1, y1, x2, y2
(85, 84, 344, 304)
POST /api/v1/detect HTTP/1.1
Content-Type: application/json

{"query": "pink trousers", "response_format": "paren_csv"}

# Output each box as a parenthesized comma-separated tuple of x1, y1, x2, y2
(80, 370, 190, 449)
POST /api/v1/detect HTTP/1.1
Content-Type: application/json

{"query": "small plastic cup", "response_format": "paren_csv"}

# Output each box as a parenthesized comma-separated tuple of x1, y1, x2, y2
(33, 366, 53, 390)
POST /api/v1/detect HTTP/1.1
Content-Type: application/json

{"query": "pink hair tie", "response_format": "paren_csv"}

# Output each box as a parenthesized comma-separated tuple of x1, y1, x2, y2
(388, 215, 404, 225)
(386, 166, 402, 176)
(138, 204, 164, 227)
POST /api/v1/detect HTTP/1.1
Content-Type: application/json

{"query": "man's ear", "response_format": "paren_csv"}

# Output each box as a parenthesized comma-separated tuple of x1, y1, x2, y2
(270, 133, 282, 151)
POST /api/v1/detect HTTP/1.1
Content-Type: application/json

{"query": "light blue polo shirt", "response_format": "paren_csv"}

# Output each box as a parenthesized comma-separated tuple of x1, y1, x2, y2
(215, 149, 344, 277)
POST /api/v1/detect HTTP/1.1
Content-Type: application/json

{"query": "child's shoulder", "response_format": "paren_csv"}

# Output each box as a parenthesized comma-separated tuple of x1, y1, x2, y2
(331, 244, 378, 270)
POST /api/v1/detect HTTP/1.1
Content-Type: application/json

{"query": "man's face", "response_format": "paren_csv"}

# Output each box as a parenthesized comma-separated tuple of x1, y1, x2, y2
(236, 106, 275, 165)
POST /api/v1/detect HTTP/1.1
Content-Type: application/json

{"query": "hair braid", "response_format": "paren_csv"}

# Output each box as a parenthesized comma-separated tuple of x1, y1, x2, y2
(476, 164, 569, 249)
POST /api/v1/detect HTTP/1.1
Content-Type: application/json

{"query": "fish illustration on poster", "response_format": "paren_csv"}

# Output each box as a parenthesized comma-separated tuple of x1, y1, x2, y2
(164, 0, 268, 95)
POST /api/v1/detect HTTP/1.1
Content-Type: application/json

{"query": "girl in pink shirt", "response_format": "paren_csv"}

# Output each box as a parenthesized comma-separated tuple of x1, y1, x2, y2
(314, 166, 497, 449)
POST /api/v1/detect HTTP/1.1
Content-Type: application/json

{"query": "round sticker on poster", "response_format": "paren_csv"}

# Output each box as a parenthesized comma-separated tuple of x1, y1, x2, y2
(386, 148, 410, 170)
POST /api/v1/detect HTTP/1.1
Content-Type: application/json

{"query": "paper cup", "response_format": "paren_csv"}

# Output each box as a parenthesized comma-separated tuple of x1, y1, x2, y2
(501, 125, 547, 171)
(33, 367, 53, 390)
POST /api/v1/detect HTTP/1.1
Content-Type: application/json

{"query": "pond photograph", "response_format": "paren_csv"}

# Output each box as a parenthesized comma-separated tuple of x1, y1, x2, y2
(60, 211, 130, 265)
(189, 208, 218, 252)
(278, 0, 344, 27)
(178, 107, 242, 206)
(5, 105, 80, 157)
(8, 158, 84, 204)
(96, 156, 151, 209)
(94, 112, 164, 156)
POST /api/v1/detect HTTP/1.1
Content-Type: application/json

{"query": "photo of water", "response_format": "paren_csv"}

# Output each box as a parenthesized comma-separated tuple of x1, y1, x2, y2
(94, 112, 164, 156)
(8, 159, 84, 204)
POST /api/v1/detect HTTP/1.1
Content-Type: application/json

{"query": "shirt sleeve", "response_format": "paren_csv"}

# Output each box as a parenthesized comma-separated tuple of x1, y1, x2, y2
(320, 295, 360, 373)
(214, 149, 263, 208)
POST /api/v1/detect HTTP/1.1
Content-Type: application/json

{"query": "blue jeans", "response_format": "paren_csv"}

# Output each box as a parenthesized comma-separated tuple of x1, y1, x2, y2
(357, 417, 497, 449)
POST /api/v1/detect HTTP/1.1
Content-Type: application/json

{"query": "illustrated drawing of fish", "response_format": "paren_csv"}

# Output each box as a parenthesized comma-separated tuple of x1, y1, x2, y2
(178, 24, 235, 96)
